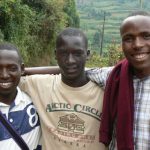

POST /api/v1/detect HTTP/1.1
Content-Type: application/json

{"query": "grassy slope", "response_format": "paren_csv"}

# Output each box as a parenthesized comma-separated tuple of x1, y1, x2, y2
(76, 0, 150, 53)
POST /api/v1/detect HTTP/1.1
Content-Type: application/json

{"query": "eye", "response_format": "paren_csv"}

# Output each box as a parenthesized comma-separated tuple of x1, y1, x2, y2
(8, 66, 18, 72)
(143, 33, 150, 40)
(74, 52, 82, 56)
(61, 51, 69, 57)
(57, 49, 68, 56)
(73, 50, 84, 56)
(122, 36, 133, 42)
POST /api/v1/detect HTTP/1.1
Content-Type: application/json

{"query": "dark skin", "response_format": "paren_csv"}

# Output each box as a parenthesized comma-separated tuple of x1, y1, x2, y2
(120, 15, 150, 78)
(0, 50, 24, 105)
(24, 16, 150, 79)
(55, 35, 90, 87)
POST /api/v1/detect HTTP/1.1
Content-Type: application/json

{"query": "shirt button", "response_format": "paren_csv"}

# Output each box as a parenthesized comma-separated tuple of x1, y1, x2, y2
(9, 118, 13, 123)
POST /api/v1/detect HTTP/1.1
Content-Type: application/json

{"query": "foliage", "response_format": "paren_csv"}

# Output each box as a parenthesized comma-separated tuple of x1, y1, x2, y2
(63, 0, 80, 27)
(92, 30, 101, 47)
(87, 9, 111, 20)
(76, 0, 150, 54)
(107, 41, 124, 66)
(0, 0, 33, 62)
(0, 0, 79, 66)
(86, 42, 124, 67)
(86, 51, 109, 67)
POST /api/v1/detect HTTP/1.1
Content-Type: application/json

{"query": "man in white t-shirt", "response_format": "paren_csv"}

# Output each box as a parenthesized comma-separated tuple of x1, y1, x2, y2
(0, 43, 41, 150)
(20, 27, 106, 150)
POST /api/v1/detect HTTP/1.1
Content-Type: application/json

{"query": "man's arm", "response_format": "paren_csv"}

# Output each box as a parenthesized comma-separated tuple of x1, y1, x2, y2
(86, 67, 113, 88)
(23, 65, 113, 88)
(24, 66, 60, 75)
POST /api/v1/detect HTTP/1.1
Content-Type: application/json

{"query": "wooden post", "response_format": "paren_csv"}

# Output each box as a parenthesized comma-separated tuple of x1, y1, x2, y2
(100, 11, 106, 56)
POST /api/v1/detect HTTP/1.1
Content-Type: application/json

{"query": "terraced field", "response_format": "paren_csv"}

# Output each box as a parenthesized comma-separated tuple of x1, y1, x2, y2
(76, 0, 150, 53)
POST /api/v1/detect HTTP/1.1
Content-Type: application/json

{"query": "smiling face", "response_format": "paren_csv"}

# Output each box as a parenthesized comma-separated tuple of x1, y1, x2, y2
(55, 35, 89, 86)
(0, 49, 24, 103)
(120, 15, 150, 78)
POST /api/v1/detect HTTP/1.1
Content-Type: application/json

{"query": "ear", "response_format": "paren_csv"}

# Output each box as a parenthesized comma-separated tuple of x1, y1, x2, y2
(21, 63, 25, 76)
(86, 50, 90, 60)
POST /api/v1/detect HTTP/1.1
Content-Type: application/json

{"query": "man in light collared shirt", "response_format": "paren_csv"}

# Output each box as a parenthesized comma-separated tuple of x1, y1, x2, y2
(87, 11, 150, 150)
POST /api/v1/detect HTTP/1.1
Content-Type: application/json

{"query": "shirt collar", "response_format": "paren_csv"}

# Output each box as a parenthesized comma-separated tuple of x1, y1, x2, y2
(0, 87, 25, 107)
(15, 87, 26, 105)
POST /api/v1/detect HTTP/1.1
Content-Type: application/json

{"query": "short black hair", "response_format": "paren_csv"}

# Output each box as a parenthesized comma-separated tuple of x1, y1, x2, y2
(56, 27, 88, 49)
(120, 10, 150, 32)
(0, 42, 22, 64)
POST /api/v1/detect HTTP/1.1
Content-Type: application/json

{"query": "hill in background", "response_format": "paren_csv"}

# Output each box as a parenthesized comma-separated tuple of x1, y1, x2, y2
(76, 0, 150, 54)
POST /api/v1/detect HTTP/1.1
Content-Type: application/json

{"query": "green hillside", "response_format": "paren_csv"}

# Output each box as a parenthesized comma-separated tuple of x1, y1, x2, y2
(76, 0, 150, 54)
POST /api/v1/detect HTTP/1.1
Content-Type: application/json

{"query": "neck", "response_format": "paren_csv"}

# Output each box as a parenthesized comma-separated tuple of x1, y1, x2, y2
(62, 72, 89, 87)
(134, 69, 150, 79)
(0, 90, 17, 105)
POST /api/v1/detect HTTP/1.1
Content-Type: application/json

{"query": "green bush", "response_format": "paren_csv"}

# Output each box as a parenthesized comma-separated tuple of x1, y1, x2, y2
(0, 0, 79, 66)
(86, 42, 124, 67)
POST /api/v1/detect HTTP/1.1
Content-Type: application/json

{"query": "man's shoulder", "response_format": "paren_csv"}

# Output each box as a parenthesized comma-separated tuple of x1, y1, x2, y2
(21, 74, 61, 83)
(87, 66, 113, 74)
(86, 66, 114, 87)
(16, 87, 33, 104)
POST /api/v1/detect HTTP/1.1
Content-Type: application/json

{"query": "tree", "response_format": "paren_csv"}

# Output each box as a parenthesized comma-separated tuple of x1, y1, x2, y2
(0, 0, 79, 66)
(63, 0, 80, 27)
(92, 31, 101, 48)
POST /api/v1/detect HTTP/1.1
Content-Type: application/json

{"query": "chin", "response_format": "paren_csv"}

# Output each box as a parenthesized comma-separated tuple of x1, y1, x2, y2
(65, 74, 80, 80)
(67, 76, 78, 80)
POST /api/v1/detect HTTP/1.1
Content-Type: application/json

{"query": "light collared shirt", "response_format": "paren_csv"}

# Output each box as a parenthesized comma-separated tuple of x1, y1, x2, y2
(0, 87, 41, 150)
(87, 67, 150, 150)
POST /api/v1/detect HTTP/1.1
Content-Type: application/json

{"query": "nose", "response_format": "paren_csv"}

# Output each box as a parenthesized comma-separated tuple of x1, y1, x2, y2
(133, 37, 144, 50)
(67, 53, 76, 63)
(0, 68, 10, 79)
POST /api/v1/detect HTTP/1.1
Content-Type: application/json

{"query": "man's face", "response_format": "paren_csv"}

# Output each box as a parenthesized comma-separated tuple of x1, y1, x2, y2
(55, 35, 89, 85)
(120, 15, 150, 77)
(0, 50, 24, 97)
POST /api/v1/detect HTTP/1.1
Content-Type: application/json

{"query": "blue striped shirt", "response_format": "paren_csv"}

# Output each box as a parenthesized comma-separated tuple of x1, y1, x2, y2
(0, 87, 41, 150)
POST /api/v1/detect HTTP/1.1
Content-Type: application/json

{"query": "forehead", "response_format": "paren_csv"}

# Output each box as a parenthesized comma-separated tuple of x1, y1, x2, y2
(120, 15, 150, 35)
(0, 50, 20, 64)
(58, 35, 86, 49)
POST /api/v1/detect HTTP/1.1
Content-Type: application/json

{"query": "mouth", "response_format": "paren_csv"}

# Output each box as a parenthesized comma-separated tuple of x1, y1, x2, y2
(132, 53, 149, 61)
(66, 69, 77, 74)
(0, 82, 13, 89)
(66, 66, 78, 72)
(65, 65, 78, 71)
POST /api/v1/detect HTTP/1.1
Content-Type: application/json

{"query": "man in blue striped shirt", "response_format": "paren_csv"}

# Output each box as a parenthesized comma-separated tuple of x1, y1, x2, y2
(0, 43, 41, 150)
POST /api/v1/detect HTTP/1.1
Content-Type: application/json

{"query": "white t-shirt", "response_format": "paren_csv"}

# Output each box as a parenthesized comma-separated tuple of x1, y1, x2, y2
(0, 87, 41, 150)
(20, 74, 107, 150)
